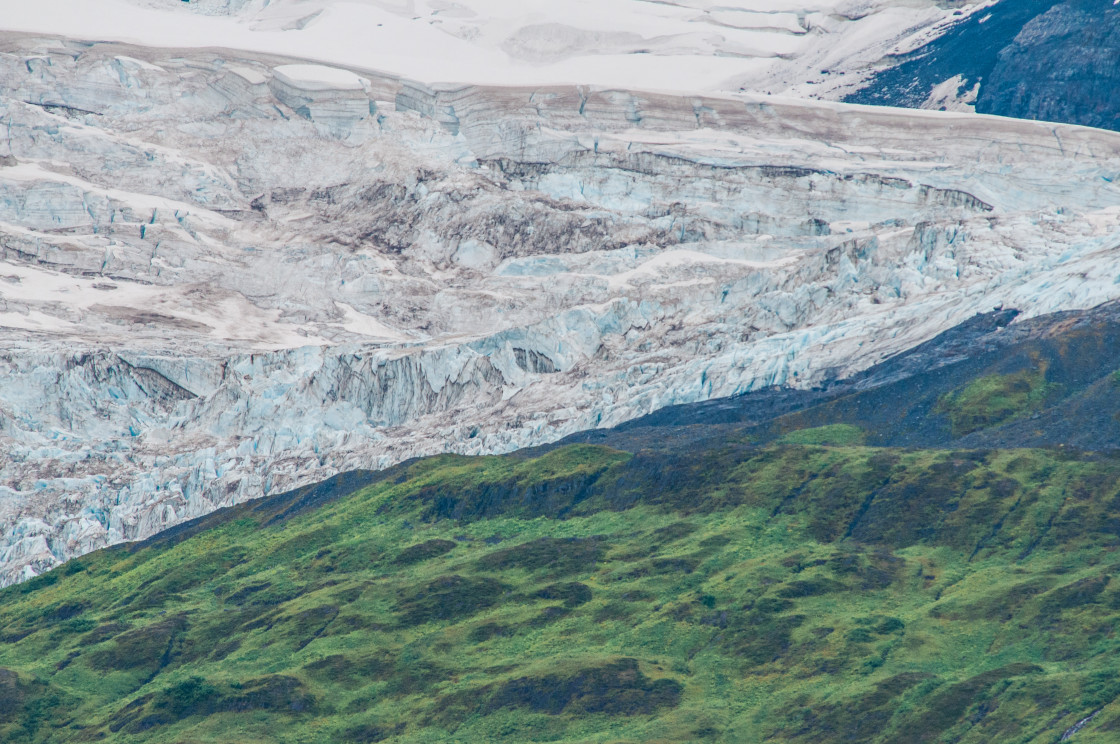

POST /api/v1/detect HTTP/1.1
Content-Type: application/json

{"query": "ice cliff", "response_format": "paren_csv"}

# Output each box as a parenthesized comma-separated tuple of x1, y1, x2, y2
(0, 35, 1119, 584)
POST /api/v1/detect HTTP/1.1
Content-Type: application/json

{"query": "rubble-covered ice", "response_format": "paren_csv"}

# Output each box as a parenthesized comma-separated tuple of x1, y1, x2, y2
(0, 37, 1118, 584)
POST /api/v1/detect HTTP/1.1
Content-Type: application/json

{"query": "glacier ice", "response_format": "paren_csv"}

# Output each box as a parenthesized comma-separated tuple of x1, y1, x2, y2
(0, 37, 1119, 584)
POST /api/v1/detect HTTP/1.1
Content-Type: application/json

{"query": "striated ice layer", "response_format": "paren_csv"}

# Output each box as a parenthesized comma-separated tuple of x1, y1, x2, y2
(1, 38, 1119, 584)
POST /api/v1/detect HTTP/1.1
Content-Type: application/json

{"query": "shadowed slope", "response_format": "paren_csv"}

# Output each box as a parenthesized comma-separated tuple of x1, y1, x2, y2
(847, 0, 1120, 131)
(558, 301, 1120, 454)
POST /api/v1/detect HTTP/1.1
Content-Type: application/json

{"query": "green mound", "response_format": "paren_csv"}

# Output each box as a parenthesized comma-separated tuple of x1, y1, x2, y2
(777, 423, 867, 446)
(935, 368, 1056, 436)
(3, 443, 1120, 742)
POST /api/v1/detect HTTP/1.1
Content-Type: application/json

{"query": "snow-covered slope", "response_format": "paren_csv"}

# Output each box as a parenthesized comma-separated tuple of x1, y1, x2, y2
(1, 35, 1119, 585)
(8, 1, 1119, 132)
(0, 0, 987, 98)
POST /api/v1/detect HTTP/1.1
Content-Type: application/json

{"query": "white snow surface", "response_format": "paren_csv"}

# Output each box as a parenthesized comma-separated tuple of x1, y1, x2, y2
(272, 64, 367, 91)
(0, 0, 989, 99)
(0, 27, 1118, 584)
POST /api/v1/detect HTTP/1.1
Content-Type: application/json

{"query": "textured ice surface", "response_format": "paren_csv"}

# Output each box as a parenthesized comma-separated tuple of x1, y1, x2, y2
(0, 37, 1118, 584)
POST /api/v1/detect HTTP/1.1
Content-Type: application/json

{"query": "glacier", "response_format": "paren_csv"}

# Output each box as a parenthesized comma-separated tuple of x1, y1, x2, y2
(0, 0, 990, 100)
(0, 30, 1119, 585)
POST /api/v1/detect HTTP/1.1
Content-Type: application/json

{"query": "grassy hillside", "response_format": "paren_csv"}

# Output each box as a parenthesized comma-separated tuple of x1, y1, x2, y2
(3, 440, 1120, 742)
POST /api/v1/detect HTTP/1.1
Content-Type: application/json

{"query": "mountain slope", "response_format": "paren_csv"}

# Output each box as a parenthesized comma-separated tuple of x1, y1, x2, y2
(846, 0, 1120, 131)
(6, 311, 1120, 741)
(561, 301, 1120, 454)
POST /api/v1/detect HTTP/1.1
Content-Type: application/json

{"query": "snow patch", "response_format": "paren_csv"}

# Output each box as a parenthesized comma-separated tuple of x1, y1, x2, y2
(272, 63, 366, 91)
(921, 74, 981, 113)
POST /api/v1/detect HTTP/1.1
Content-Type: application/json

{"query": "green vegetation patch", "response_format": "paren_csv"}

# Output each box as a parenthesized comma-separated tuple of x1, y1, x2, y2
(935, 368, 1055, 436)
(107, 675, 315, 735)
(476, 536, 607, 576)
(3, 443, 1120, 742)
(393, 539, 457, 565)
(396, 575, 511, 625)
(777, 423, 867, 446)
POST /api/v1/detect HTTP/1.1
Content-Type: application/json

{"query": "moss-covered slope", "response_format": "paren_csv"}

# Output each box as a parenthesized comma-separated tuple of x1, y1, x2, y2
(4, 442, 1120, 742)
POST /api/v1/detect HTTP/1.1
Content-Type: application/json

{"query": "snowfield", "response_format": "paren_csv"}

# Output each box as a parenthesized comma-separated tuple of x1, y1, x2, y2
(0, 0, 988, 97)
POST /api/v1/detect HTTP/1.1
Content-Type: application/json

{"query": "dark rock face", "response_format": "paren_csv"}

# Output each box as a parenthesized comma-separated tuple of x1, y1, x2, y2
(845, 0, 1063, 110)
(847, 0, 1120, 132)
(979, 2, 1120, 131)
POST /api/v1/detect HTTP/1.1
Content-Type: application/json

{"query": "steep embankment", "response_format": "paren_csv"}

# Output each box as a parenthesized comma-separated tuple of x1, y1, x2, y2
(564, 300, 1120, 454)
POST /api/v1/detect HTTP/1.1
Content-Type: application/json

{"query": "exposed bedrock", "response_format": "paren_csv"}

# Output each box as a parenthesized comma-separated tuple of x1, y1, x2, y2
(846, 0, 1120, 132)
(978, 1, 1120, 132)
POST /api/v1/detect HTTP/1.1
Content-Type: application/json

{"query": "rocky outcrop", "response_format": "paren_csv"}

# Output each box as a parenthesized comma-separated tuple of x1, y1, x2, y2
(847, 0, 1120, 132)
(978, 1, 1120, 132)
